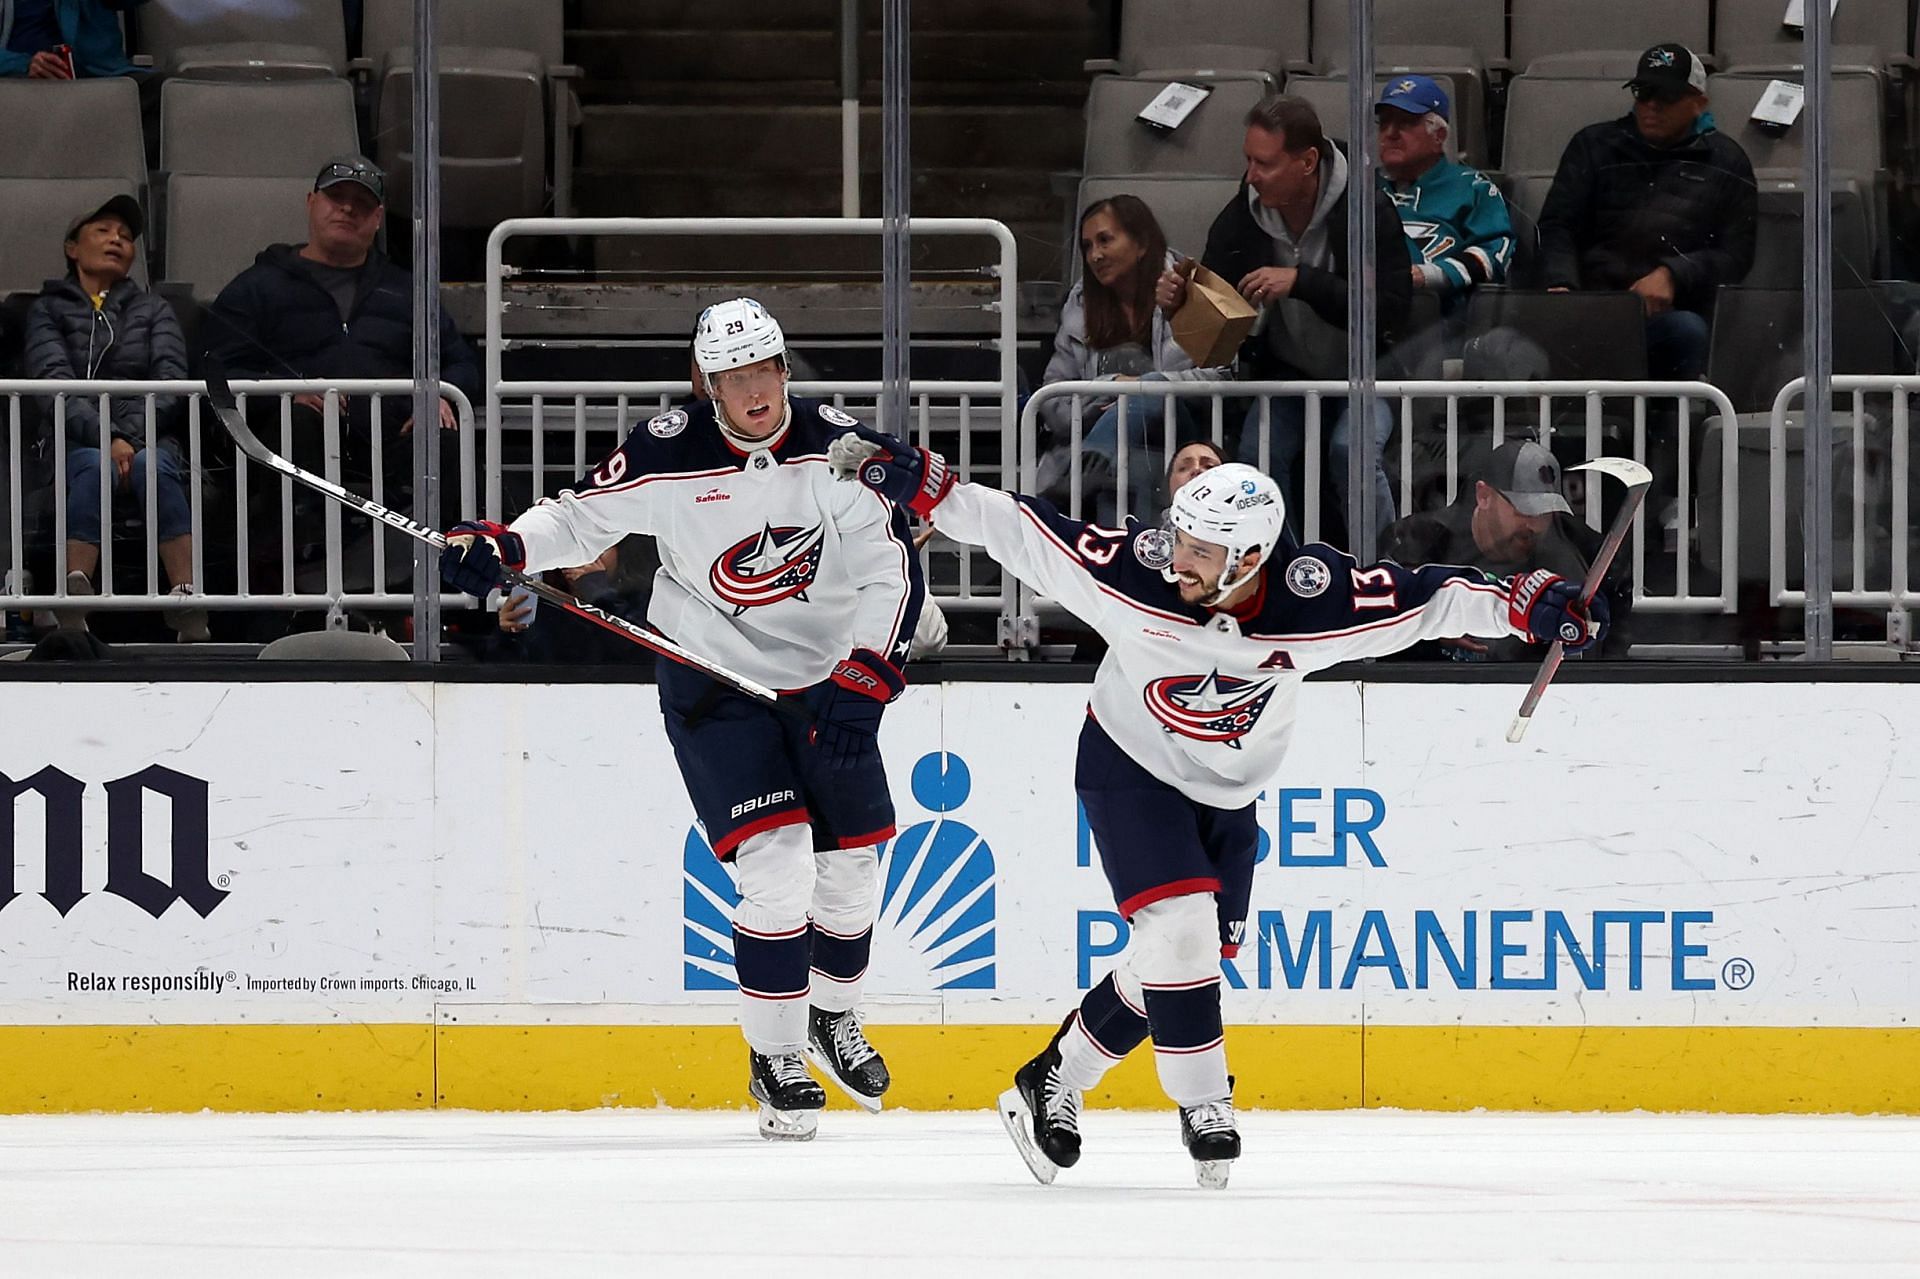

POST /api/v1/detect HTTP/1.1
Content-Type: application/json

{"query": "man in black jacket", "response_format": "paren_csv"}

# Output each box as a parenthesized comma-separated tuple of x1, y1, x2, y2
(203, 156, 480, 578)
(1538, 44, 1757, 381)
(1155, 95, 1412, 540)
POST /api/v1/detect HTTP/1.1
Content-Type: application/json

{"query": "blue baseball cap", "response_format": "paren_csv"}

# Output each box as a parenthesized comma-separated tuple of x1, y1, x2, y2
(1375, 74, 1450, 122)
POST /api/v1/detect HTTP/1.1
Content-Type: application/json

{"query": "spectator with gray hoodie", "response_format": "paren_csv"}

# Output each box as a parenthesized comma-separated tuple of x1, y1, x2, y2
(1037, 194, 1230, 524)
(25, 194, 207, 641)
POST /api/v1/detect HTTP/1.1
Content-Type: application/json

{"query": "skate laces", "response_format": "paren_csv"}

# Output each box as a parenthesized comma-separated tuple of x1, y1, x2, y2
(1186, 1098, 1235, 1136)
(828, 1011, 880, 1069)
(1043, 1064, 1082, 1133)
(767, 1052, 815, 1088)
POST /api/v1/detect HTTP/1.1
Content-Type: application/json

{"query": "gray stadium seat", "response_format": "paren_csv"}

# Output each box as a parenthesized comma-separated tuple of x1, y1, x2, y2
(1105, 0, 1307, 79)
(1507, 0, 1710, 72)
(1460, 290, 1649, 382)
(1521, 51, 1646, 79)
(1309, 0, 1504, 72)
(163, 175, 315, 302)
(1288, 71, 1473, 163)
(1082, 73, 1268, 179)
(0, 179, 144, 296)
(1715, 0, 1913, 73)
(133, 0, 346, 77)
(1705, 72, 1884, 175)
(1745, 186, 1878, 291)
(0, 77, 145, 188)
(1499, 76, 1633, 176)
(362, 0, 579, 220)
(1074, 175, 1242, 268)
(160, 79, 360, 177)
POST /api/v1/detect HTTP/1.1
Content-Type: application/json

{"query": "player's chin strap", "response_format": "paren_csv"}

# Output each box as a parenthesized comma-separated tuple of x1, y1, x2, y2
(1156, 520, 1260, 609)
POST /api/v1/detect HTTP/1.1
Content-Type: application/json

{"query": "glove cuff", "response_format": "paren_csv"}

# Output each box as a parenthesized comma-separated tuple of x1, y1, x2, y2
(449, 519, 527, 571)
(830, 648, 906, 703)
(1507, 568, 1559, 635)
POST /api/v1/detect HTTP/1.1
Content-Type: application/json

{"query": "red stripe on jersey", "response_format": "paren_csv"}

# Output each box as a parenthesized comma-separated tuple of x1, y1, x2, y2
(711, 807, 811, 857)
(834, 824, 896, 850)
(1117, 877, 1222, 919)
(1017, 505, 1198, 626)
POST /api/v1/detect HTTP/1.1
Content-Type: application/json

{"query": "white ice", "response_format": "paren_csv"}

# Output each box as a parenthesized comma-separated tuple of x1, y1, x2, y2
(3, 1110, 1918, 1277)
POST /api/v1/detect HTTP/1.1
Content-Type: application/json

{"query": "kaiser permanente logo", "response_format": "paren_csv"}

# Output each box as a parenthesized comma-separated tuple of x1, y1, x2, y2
(683, 752, 996, 992)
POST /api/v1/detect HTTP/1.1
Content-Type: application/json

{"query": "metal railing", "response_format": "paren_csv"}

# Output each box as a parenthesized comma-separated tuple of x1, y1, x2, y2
(0, 379, 475, 616)
(1023, 379, 1746, 617)
(1769, 375, 1917, 611)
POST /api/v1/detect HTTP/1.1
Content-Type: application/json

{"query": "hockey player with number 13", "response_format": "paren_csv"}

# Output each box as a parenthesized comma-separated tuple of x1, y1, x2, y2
(834, 425, 1606, 1188)
(440, 300, 925, 1142)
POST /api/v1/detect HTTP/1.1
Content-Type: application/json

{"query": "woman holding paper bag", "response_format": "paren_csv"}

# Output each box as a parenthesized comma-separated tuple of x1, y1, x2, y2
(1037, 196, 1232, 524)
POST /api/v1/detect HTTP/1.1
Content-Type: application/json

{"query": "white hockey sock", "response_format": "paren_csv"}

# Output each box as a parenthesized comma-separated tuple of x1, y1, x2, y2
(732, 825, 816, 1056)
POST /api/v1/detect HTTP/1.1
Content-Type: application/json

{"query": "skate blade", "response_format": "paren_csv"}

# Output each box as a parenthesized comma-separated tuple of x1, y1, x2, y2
(1193, 1158, 1233, 1190)
(996, 1086, 1060, 1186)
(804, 1042, 885, 1114)
(757, 1104, 820, 1142)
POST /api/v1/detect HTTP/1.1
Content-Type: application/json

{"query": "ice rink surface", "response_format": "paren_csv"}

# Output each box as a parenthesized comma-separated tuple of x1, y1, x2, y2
(4, 1109, 1918, 1277)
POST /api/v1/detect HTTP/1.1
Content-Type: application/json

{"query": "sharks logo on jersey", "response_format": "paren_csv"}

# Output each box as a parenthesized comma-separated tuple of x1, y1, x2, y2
(707, 522, 826, 613)
(1141, 669, 1276, 748)
(1392, 214, 1459, 265)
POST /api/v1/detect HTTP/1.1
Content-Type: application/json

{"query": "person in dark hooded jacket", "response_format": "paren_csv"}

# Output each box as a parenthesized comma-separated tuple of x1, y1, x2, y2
(1538, 44, 1757, 381)
(26, 193, 208, 640)
(201, 156, 481, 579)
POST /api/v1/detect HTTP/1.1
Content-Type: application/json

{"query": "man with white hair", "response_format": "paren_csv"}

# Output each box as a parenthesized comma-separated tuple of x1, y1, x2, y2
(835, 424, 1608, 1189)
(1376, 74, 1514, 310)
(440, 299, 926, 1142)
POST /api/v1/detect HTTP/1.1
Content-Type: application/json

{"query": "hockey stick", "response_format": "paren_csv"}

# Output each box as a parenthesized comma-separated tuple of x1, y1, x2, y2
(201, 365, 791, 708)
(1505, 457, 1653, 743)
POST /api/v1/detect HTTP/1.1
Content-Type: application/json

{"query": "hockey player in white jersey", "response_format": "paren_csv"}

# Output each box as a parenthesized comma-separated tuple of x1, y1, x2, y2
(441, 300, 926, 1140)
(834, 425, 1606, 1187)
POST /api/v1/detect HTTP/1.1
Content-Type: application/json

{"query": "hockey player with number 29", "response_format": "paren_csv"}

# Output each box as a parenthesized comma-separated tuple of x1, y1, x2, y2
(834, 424, 1605, 1188)
(440, 300, 925, 1142)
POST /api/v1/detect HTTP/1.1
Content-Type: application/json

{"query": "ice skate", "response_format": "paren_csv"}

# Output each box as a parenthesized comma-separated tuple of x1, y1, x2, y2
(997, 1016, 1082, 1185)
(1178, 1095, 1240, 1189)
(805, 1006, 889, 1112)
(748, 1050, 825, 1142)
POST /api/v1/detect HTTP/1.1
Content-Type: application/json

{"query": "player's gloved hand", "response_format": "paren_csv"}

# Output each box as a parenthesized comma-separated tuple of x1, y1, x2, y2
(830, 424, 955, 518)
(805, 647, 906, 768)
(441, 520, 526, 597)
(1508, 569, 1610, 653)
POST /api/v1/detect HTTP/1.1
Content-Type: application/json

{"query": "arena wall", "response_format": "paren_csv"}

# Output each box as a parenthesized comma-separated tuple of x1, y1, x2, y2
(2, 680, 1914, 1114)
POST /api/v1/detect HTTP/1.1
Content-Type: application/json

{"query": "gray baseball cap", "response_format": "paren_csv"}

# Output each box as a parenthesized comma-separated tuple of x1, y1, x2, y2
(1481, 440, 1572, 517)
(314, 154, 385, 202)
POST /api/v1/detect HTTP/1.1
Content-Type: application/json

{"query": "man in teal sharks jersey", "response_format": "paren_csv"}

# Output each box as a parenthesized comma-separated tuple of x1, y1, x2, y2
(1375, 74, 1514, 315)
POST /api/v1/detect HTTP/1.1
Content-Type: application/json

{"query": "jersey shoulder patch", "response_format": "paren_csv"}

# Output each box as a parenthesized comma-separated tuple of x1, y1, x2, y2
(1132, 526, 1172, 570)
(816, 403, 861, 429)
(647, 408, 689, 438)
(1284, 554, 1332, 598)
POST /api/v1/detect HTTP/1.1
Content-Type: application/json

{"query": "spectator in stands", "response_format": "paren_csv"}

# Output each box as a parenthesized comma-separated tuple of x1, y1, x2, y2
(1149, 436, 1225, 523)
(1156, 94, 1412, 541)
(1036, 195, 1229, 524)
(1379, 439, 1626, 659)
(26, 194, 208, 642)
(203, 156, 480, 580)
(1, 0, 147, 79)
(489, 537, 656, 666)
(1538, 44, 1757, 381)
(1377, 75, 1513, 314)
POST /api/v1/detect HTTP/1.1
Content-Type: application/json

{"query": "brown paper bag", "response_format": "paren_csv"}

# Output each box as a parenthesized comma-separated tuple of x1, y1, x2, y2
(1169, 258, 1256, 368)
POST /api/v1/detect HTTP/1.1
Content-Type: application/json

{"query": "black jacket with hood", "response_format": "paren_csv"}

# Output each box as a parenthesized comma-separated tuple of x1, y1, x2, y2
(25, 275, 188, 451)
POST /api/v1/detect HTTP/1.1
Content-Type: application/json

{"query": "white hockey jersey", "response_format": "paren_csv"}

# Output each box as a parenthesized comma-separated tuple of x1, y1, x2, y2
(932, 483, 1527, 809)
(508, 398, 924, 691)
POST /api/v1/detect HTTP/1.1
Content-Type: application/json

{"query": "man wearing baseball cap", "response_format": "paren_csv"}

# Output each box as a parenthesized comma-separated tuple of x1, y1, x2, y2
(1537, 42, 1756, 381)
(204, 155, 480, 597)
(1379, 440, 1625, 658)
(1376, 75, 1514, 313)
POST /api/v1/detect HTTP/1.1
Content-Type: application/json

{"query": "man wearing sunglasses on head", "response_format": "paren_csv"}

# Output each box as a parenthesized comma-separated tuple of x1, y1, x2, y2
(1536, 43, 1757, 382)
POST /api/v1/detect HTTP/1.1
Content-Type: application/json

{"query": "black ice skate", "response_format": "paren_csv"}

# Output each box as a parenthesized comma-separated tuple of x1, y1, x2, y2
(805, 1006, 890, 1112)
(748, 1050, 826, 1142)
(996, 1015, 1083, 1185)
(1178, 1094, 1241, 1190)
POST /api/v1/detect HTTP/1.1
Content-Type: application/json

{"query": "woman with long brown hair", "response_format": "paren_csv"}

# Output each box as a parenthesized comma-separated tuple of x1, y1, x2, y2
(1038, 195, 1230, 523)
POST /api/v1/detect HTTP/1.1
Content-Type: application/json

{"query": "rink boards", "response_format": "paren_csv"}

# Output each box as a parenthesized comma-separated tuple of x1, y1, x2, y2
(1, 678, 1915, 1114)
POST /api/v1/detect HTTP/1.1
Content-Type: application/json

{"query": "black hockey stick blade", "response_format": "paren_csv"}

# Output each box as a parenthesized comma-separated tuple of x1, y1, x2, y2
(1506, 457, 1653, 743)
(201, 364, 793, 709)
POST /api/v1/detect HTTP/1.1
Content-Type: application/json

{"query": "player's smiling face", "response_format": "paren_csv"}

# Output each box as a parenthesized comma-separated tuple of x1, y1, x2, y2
(1169, 527, 1229, 602)
(711, 356, 789, 440)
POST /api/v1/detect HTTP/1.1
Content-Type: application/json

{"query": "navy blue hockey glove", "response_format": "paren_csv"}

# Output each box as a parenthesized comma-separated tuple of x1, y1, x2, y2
(806, 648, 907, 768)
(831, 424, 955, 519)
(1508, 569, 1610, 653)
(441, 520, 526, 597)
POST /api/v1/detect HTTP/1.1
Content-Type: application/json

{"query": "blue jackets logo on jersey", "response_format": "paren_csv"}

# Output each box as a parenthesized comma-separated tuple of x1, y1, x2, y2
(1142, 669, 1276, 748)
(681, 752, 996, 992)
(707, 522, 826, 613)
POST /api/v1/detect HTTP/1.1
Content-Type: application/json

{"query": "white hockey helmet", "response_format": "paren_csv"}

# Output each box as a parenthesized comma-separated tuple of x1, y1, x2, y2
(693, 297, 787, 390)
(1164, 463, 1287, 600)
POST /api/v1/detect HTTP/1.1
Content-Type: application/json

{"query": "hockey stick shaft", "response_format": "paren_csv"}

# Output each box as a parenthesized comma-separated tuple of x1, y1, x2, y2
(201, 369, 789, 707)
(1506, 458, 1652, 743)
